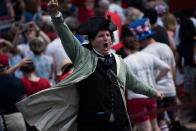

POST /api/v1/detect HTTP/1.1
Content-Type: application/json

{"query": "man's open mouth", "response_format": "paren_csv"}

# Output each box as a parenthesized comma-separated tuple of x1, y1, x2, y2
(104, 43, 108, 48)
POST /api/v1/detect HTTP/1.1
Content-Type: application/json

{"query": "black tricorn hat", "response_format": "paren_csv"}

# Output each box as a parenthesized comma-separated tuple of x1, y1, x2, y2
(76, 15, 117, 36)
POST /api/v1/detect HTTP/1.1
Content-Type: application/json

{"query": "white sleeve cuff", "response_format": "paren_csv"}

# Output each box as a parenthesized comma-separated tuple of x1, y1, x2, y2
(53, 11, 61, 18)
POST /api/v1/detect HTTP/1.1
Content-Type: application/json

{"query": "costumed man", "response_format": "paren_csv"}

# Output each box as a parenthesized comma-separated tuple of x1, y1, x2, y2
(16, 0, 163, 131)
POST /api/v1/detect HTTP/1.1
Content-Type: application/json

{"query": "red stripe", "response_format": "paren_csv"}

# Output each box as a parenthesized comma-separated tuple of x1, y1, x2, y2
(133, 27, 139, 35)
(141, 24, 146, 32)
(130, 101, 196, 118)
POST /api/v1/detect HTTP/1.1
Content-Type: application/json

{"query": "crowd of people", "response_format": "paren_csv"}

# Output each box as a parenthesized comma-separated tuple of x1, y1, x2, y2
(0, 0, 196, 131)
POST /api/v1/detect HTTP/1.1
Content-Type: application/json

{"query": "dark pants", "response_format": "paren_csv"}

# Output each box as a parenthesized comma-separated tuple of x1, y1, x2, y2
(157, 96, 177, 122)
(77, 122, 131, 131)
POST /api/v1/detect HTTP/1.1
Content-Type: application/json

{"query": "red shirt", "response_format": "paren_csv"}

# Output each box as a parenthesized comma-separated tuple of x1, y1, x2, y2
(71, 0, 94, 23)
(56, 73, 71, 84)
(21, 78, 51, 96)
(112, 41, 124, 51)
(122, 0, 128, 8)
(46, 31, 57, 41)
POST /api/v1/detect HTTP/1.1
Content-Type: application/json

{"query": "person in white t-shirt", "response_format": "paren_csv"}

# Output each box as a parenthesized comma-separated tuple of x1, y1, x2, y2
(124, 36, 170, 131)
(45, 37, 70, 80)
(129, 18, 189, 131)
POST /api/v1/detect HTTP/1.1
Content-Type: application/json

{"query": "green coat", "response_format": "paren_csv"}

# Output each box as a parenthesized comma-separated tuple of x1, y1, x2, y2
(16, 14, 158, 131)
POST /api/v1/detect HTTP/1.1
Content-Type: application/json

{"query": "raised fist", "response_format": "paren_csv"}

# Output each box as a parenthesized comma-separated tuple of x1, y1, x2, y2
(47, 0, 59, 17)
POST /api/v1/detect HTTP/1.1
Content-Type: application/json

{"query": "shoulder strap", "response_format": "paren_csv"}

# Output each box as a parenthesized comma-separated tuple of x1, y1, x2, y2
(109, 69, 123, 90)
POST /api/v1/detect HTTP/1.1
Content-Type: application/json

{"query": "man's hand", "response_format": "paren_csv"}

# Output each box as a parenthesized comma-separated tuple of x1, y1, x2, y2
(6, 58, 32, 75)
(47, 0, 59, 17)
(28, 21, 40, 32)
(18, 58, 32, 67)
(157, 91, 164, 100)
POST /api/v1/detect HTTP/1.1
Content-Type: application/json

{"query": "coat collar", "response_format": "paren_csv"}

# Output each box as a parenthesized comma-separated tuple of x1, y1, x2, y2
(112, 53, 120, 76)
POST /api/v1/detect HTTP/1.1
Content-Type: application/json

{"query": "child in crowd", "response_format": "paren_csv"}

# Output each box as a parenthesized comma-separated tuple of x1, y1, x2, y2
(56, 60, 74, 84)
(20, 61, 52, 96)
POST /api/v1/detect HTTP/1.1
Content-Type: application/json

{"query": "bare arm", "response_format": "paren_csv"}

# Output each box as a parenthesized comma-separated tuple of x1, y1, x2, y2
(6, 58, 32, 74)
(155, 66, 170, 82)
(167, 30, 176, 54)
(6, 0, 15, 19)
(0, 38, 14, 48)
(19, 15, 26, 24)
(29, 21, 51, 44)
(171, 66, 176, 85)
(12, 26, 23, 48)
(38, 30, 51, 44)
